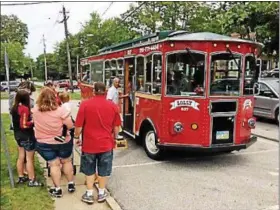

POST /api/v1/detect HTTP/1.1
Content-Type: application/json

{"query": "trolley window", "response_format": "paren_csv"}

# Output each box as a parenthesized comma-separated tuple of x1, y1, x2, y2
(244, 55, 256, 95)
(104, 60, 112, 87)
(144, 53, 162, 94)
(166, 51, 205, 96)
(136, 56, 145, 91)
(210, 53, 241, 96)
(90, 61, 103, 82)
(117, 59, 124, 86)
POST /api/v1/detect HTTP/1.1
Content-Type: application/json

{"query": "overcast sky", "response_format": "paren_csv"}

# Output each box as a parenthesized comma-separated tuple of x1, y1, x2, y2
(2, 1, 133, 59)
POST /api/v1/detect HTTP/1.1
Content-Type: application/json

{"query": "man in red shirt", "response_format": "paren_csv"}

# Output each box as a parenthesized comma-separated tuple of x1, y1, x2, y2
(74, 82, 121, 205)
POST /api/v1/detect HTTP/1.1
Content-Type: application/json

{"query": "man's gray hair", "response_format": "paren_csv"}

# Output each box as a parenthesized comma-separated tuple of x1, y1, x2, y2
(113, 77, 120, 82)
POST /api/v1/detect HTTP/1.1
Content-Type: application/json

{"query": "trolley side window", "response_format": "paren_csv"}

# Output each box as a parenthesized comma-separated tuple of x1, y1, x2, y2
(145, 55, 153, 93)
(90, 61, 103, 83)
(152, 54, 162, 94)
(110, 59, 118, 77)
(144, 54, 163, 94)
(117, 59, 124, 84)
(210, 53, 241, 96)
(166, 52, 205, 96)
(136, 56, 145, 91)
(104, 60, 111, 88)
(244, 55, 256, 95)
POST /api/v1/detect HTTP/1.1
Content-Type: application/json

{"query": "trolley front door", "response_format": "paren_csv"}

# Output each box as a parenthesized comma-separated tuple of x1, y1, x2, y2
(123, 57, 135, 134)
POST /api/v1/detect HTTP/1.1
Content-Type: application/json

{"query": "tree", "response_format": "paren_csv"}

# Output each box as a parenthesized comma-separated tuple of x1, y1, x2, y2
(35, 53, 59, 79)
(53, 11, 138, 76)
(0, 15, 29, 46)
(0, 42, 31, 76)
(217, 2, 279, 56)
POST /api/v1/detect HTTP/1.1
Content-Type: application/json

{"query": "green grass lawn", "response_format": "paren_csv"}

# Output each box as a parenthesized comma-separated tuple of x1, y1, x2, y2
(1, 92, 9, 100)
(69, 92, 81, 100)
(0, 114, 54, 210)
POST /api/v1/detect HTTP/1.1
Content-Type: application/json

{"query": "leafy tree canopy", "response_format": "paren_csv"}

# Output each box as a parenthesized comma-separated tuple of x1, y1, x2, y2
(0, 14, 29, 46)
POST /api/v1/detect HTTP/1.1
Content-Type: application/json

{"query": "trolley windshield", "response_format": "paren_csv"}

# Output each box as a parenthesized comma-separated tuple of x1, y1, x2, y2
(210, 52, 242, 96)
(166, 51, 206, 96)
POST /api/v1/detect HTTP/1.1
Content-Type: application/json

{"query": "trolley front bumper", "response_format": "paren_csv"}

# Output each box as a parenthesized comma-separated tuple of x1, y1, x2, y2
(157, 135, 257, 152)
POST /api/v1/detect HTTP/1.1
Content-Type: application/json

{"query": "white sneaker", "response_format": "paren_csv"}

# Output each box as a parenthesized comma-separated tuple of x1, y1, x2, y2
(116, 135, 124, 140)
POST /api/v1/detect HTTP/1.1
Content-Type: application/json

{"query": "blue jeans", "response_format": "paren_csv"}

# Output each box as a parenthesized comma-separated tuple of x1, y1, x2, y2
(36, 139, 73, 162)
(80, 150, 113, 177)
(14, 131, 36, 151)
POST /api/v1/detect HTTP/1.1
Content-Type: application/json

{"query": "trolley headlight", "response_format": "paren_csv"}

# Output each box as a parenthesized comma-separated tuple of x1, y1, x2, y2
(174, 122, 183, 133)
(248, 118, 256, 129)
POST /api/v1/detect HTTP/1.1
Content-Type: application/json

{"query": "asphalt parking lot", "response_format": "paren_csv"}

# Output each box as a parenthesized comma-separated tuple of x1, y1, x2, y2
(107, 137, 278, 210)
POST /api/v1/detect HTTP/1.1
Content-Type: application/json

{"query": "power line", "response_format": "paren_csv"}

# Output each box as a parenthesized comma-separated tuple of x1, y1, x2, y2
(101, 2, 114, 17)
(1, 1, 62, 6)
(121, 2, 146, 22)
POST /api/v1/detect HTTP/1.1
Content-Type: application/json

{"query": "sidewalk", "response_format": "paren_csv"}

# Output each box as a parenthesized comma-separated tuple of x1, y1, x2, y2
(37, 148, 112, 210)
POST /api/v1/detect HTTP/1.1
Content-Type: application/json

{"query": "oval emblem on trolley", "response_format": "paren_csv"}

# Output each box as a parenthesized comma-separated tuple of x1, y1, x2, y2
(170, 99, 200, 111)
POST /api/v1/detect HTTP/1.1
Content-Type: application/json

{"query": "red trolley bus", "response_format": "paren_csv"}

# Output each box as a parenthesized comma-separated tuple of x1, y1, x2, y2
(80, 31, 261, 160)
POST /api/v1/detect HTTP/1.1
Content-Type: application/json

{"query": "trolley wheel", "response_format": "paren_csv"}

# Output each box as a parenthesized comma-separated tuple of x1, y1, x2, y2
(143, 129, 164, 161)
(73, 165, 77, 175)
(47, 167, 51, 177)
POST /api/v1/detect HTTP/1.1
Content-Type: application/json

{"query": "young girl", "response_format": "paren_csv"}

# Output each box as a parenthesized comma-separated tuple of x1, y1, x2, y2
(11, 90, 42, 187)
(54, 92, 74, 142)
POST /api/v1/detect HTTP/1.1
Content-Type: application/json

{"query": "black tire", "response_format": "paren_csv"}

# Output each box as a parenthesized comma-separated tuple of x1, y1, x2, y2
(135, 135, 142, 146)
(143, 130, 164, 160)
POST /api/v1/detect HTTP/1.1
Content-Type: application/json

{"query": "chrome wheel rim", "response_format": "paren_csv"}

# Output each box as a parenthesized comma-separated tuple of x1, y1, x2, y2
(145, 131, 159, 155)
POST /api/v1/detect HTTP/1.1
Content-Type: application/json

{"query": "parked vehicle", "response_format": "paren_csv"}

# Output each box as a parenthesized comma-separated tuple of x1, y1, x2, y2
(72, 80, 78, 89)
(57, 80, 70, 88)
(254, 78, 279, 123)
(262, 68, 279, 78)
(0, 81, 20, 92)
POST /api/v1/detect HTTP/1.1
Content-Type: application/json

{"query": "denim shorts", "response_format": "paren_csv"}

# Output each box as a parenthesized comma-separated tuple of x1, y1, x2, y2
(80, 150, 113, 177)
(36, 139, 73, 162)
(14, 131, 36, 151)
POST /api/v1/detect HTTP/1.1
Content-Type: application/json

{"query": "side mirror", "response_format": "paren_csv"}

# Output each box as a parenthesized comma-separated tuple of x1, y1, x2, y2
(253, 83, 260, 95)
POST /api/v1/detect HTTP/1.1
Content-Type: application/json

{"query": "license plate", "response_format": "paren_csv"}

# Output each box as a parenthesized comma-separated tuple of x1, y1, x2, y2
(216, 131, 229, 140)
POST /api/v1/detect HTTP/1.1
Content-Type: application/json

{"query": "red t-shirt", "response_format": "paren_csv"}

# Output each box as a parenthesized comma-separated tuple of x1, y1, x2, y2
(18, 105, 33, 129)
(75, 95, 121, 153)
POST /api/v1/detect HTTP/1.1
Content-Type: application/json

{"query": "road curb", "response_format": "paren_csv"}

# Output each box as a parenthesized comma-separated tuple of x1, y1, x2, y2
(252, 133, 279, 142)
(74, 147, 123, 210)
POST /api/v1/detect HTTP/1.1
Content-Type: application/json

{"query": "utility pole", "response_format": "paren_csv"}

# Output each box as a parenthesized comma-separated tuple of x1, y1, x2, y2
(42, 34, 47, 81)
(28, 53, 33, 79)
(59, 5, 73, 92)
(30, 64, 33, 79)
(76, 55, 79, 81)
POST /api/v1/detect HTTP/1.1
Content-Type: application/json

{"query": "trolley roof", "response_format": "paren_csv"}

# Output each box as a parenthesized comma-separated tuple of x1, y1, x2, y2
(97, 30, 263, 54)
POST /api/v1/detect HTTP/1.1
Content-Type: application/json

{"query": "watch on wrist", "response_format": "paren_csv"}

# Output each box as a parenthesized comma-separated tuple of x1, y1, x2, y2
(74, 136, 79, 139)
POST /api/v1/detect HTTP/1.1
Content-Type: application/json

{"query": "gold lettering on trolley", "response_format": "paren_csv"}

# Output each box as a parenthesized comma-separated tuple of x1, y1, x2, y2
(139, 44, 159, 53)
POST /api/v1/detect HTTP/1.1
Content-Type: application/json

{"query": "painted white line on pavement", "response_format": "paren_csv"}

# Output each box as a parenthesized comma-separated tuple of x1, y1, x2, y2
(113, 161, 165, 169)
(261, 205, 279, 210)
(113, 149, 278, 169)
(268, 172, 279, 176)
